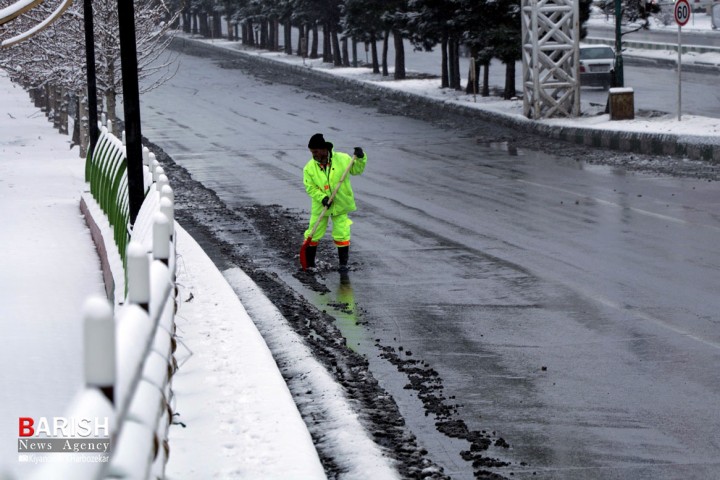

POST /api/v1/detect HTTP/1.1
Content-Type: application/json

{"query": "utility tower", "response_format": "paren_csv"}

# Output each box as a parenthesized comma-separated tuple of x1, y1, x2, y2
(521, 0, 581, 119)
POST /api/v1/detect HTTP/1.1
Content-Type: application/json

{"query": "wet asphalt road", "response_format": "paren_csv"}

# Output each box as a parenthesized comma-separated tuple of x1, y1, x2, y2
(139, 46, 720, 479)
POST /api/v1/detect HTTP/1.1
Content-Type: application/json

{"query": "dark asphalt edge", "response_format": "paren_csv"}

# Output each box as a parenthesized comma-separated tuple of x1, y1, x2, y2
(170, 35, 720, 164)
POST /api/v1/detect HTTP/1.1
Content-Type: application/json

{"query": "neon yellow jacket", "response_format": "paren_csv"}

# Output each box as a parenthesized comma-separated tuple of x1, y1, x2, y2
(303, 149, 367, 217)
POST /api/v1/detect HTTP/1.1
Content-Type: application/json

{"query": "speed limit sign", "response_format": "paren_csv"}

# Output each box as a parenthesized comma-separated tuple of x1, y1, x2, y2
(675, 0, 691, 26)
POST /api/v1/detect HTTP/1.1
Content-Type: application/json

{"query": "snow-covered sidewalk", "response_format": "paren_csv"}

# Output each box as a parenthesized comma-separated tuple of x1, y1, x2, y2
(0, 72, 105, 478)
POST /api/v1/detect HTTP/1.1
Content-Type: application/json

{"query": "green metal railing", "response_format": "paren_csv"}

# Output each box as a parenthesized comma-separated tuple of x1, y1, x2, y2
(85, 126, 131, 272)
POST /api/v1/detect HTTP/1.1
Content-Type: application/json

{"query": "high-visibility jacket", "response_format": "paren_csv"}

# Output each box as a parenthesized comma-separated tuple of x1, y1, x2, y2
(303, 149, 367, 217)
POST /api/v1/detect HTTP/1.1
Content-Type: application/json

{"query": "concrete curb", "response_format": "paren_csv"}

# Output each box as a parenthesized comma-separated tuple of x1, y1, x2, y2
(170, 35, 720, 164)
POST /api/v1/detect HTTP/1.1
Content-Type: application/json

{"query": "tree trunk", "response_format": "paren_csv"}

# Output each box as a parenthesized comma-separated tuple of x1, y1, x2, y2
(260, 20, 268, 48)
(212, 12, 221, 39)
(106, 61, 116, 126)
(44, 84, 52, 114)
(503, 61, 516, 99)
(199, 12, 208, 37)
(352, 38, 358, 67)
(266, 19, 274, 49)
(450, 38, 461, 90)
(482, 61, 490, 97)
(78, 95, 88, 158)
(441, 36, 449, 88)
(284, 20, 292, 54)
(297, 25, 305, 56)
(322, 25, 332, 63)
(55, 86, 63, 130)
(106, 90, 117, 128)
(182, 9, 191, 33)
(59, 88, 69, 135)
(332, 30, 342, 66)
(30, 87, 40, 108)
(245, 21, 254, 45)
(310, 24, 319, 58)
(448, 40, 455, 88)
(274, 19, 280, 50)
(393, 29, 405, 80)
(382, 29, 390, 76)
(370, 34, 379, 74)
(191, 13, 198, 34)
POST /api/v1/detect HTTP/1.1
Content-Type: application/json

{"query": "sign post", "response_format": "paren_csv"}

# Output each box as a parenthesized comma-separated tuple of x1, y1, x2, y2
(674, 0, 690, 121)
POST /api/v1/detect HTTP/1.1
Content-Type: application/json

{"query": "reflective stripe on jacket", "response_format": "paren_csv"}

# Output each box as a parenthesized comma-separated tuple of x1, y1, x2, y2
(303, 150, 367, 216)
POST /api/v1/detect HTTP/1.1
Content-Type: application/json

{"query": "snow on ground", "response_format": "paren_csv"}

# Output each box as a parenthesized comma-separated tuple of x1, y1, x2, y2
(0, 71, 105, 478)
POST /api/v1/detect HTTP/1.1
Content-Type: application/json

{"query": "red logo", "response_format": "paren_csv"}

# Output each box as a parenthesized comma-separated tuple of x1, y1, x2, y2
(19, 418, 34, 437)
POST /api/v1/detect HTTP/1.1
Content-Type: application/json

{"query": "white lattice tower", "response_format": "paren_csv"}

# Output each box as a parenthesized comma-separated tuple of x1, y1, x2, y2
(521, 0, 581, 119)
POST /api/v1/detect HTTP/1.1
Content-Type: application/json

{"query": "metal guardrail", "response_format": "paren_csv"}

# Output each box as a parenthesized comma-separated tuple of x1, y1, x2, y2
(85, 120, 131, 270)
(584, 35, 720, 55)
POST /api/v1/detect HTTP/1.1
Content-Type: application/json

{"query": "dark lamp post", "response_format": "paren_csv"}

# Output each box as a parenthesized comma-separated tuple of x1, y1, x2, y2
(117, 0, 144, 224)
(614, 0, 624, 87)
(82, 0, 98, 159)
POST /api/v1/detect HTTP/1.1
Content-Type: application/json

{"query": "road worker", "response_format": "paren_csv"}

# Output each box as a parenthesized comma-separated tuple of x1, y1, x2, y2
(302, 133, 367, 273)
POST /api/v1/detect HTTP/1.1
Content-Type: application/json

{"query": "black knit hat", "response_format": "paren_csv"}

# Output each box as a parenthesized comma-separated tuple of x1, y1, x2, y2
(308, 133, 332, 150)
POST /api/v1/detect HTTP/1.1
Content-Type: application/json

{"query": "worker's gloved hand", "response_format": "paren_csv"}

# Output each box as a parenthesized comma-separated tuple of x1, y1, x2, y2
(353, 147, 364, 158)
(322, 197, 332, 208)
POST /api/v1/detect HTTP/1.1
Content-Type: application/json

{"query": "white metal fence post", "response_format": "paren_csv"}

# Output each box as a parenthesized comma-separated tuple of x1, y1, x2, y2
(153, 165, 165, 184)
(153, 212, 170, 264)
(83, 295, 116, 403)
(160, 184, 174, 204)
(159, 197, 174, 237)
(150, 153, 159, 180)
(157, 173, 169, 196)
(127, 241, 150, 310)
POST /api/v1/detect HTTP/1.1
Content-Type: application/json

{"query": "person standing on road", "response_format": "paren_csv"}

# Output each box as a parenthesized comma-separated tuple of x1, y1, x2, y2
(303, 133, 367, 273)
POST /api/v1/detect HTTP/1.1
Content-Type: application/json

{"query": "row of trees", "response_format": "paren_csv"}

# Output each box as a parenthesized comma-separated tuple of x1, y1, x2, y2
(178, 0, 663, 99)
(176, 0, 598, 99)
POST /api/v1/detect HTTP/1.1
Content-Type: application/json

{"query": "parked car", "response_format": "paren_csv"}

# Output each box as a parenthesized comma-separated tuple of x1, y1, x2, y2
(579, 45, 615, 89)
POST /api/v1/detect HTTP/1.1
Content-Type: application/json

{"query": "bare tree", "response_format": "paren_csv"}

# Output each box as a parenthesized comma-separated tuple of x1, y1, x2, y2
(0, 0, 180, 125)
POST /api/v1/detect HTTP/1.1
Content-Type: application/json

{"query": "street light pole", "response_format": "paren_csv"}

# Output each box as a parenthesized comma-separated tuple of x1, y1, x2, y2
(82, 0, 98, 160)
(614, 0, 624, 87)
(117, 0, 144, 225)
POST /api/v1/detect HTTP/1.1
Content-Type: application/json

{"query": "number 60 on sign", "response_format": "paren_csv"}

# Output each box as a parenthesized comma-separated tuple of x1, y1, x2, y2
(675, 0, 691, 26)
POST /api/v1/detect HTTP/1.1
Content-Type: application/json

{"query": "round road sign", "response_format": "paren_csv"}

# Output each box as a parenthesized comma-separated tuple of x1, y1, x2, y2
(675, 0, 691, 26)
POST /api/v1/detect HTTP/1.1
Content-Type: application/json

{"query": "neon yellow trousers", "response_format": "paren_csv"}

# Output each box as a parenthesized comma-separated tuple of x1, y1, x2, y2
(305, 213, 353, 246)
